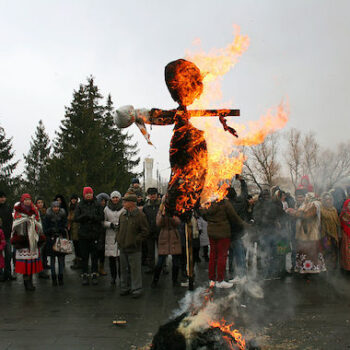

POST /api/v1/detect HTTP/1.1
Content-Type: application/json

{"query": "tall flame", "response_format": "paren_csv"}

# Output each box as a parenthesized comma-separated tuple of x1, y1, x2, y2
(185, 26, 289, 203)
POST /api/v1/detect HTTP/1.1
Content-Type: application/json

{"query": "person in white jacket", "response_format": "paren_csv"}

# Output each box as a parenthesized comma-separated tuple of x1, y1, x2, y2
(103, 191, 125, 285)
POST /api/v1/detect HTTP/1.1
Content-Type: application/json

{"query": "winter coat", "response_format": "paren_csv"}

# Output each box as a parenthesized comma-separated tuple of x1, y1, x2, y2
(0, 203, 13, 240)
(10, 204, 45, 250)
(156, 213, 182, 255)
(200, 199, 244, 240)
(67, 205, 79, 241)
(103, 203, 125, 257)
(43, 208, 67, 255)
(143, 199, 161, 238)
(253, 198, 282, 231)
(116, 208, 149, 254)
(74, 198, 104, 241)
(0, 229, 6, 269)
(198, 217, 209, 246)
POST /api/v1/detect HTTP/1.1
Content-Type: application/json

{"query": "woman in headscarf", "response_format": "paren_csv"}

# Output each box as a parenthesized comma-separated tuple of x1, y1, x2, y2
(294, 192, 326, 274)
(10, 194, 46, 291)
(103, 191, 124, 285)
(340, 199, 350, 271)
(320, 193, 340, 270)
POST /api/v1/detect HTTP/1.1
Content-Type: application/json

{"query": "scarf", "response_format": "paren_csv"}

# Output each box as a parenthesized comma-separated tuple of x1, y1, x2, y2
(340, 199, 350, 238)
(321, 206, 339, 241)
(107, 199, 123, 212)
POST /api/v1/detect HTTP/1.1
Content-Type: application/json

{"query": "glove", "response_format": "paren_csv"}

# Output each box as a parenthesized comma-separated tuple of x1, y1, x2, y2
(110, 223, 115, 230)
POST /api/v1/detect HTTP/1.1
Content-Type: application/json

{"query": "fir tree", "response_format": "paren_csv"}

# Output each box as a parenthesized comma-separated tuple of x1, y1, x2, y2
(23, 120, 51, 199)
(49, 77, 139, 198)
(0, 124, 19, 202)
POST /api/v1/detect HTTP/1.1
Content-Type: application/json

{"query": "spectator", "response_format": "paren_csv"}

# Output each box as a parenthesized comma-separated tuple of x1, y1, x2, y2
(0, 219, 6, 278)
(0, 191, 14, 282)
(75, 187, 104, 286)
(151, 197, 182, 288)
(67, 194, 81, 269)
(320, 192, 340, 270)
(35, 197, 49, 279)
(103, 191, 124, 285)
(11, 194, 45, 291)
(198, 215, 209, 262)
(128, 178, 144, 198)
(54, 194, 68, 215)
(143, 187, 161, 274)
(253, 189, 285, 279)
(293, 193, 326, 275)
(226, 176, 249, 281)
(116, 193, 149, 298)
(340, 199, 350, 272)
(96, 193, 110, 276)
(44, 201, 67, 286)
(200, 199, 244, 288)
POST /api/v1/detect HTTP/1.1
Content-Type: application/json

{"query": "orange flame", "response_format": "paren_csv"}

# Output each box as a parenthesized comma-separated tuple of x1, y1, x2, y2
(209, 319, 246, 350)
(184, 26, 289, 204)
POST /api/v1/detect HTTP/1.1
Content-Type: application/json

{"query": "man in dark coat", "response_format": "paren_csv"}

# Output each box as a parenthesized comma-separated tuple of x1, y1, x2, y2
(75, 187, 104, 286)
(142, 188, 161, 273)
(226, 177, 249, 281)
(0, 191, 14, 281)
(253, 189, 285, 279)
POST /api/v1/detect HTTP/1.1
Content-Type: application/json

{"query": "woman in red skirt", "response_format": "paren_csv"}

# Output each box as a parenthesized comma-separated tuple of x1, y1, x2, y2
(11, 194, 45, 291)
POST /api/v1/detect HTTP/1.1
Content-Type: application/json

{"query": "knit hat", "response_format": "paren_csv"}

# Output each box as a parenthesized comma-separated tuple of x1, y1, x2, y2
(70, 194, 79, 200)
(131, 178, 140, 184)
(83, 187, 94, 198)
(20, 193, 32, 203)
(51, 201, 60, 208)
(96, 193, 110, 203)
(110, 191, 122, 199)
(0, 191, 6, 198)
(122, 194, 137, 202)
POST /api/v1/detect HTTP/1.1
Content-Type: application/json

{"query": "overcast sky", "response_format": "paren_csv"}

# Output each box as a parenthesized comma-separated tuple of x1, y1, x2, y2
(1, 0, 349, 181)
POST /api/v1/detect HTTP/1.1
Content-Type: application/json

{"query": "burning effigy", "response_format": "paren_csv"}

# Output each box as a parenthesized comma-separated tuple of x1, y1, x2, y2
(115, 26, 288, 349)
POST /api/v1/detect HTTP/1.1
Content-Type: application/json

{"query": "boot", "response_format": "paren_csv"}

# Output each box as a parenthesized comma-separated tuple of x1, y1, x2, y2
(39, 270, 50, 279)
(24, 276, 35, 291)
(98, 262, 107, 276)
(91, 273, 98, 285)
(82, 273, 89, 286)
(151, 266, 161, 288)
(58, 274, 64, 286)
(52, 274, 58, 286)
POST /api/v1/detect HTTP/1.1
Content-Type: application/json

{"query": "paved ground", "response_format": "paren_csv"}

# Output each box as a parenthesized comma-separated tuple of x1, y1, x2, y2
(1, 256, 350, 350)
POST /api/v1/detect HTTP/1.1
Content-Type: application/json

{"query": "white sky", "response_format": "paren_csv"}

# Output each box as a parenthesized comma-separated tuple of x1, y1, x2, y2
(1, 0, 349, 181)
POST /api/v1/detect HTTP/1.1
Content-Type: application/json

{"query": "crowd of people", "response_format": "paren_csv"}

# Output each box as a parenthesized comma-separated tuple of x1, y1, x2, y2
(0, 175, 350, 297)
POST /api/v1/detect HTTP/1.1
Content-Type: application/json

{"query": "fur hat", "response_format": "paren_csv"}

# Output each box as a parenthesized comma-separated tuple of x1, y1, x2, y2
(147, 187, 158, 195)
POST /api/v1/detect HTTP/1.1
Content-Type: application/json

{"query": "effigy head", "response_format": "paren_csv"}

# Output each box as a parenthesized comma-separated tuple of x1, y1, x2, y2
(165, 59, 203, 107)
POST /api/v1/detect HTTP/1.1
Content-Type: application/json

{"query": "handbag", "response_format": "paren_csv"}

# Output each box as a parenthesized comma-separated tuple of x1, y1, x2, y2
(53, 236, 73, 254)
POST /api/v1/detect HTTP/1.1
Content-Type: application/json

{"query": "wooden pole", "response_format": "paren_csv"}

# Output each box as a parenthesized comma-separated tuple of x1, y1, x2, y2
(185, 222, 194, 291)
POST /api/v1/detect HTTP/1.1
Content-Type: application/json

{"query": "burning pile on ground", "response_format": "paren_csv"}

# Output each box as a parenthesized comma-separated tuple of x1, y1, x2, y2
(150, 283, 263, 350)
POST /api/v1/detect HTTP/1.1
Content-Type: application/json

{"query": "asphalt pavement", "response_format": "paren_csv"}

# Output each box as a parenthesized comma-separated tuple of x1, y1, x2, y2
(1, 256, 350, 350)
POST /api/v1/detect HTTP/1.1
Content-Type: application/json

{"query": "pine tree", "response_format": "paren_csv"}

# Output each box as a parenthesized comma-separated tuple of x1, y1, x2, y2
(48, 77, 139, 198)
(101, 94, 140, 193)
(0, 124, 20, 202)
(23, 120, 51, 199)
